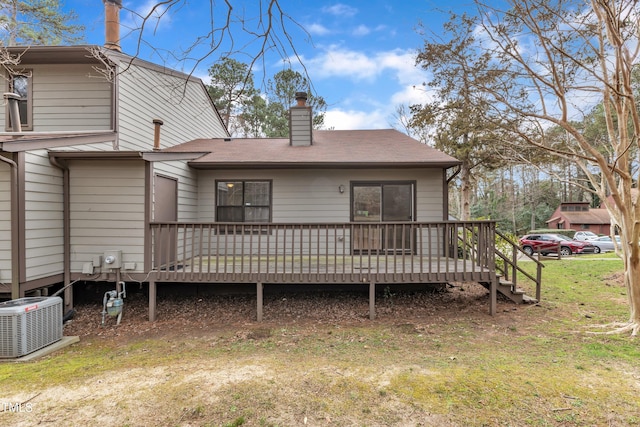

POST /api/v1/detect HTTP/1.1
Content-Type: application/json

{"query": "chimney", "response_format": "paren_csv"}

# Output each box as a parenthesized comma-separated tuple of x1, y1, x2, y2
(104, 0, 122, 51)
(152, 118, 164, 150)
(289, 92, 312, 146)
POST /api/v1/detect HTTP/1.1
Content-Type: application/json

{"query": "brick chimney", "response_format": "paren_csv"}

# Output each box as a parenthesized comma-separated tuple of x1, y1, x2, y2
(103, 0, 122, 51)
(289, 92, 312, 146)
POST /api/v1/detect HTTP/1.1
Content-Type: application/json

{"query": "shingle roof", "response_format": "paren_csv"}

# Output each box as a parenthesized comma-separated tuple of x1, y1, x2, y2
(549, 209, 611, 225)
(162, 129, 460, 169)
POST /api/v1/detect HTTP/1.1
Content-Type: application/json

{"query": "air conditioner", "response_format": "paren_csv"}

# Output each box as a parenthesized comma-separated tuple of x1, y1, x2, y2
(0, 296, 63, 358)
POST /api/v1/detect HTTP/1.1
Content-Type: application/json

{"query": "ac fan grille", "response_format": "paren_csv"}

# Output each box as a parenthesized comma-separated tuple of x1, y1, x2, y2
(0, 297, 63, 358)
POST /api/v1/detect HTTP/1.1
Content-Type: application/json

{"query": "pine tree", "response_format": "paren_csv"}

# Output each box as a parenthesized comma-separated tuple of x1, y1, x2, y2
(0, 0, 84, 46)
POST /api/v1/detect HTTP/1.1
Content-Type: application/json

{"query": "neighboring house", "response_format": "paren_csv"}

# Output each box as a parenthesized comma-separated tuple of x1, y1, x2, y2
(0, 1, 228, 310)
(546, 202, 610, 235)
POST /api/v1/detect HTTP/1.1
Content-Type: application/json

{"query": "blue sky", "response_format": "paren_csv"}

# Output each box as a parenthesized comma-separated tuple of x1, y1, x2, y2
(69, 1, 470, 130)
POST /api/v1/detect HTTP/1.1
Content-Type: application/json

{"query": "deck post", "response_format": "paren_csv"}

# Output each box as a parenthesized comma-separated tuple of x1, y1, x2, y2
(257, 282, 263, 322)
(148, 279, 157, 322)
(369, 281, 376, 320)
(489, 277, 497, 316)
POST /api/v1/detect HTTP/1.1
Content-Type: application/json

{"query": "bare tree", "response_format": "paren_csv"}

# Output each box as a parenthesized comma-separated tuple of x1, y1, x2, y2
(443, 0, 640, 334)
(121, 1, 310, 82)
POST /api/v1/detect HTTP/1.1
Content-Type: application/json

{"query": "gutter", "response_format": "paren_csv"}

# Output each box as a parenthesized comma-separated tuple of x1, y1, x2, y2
(0, 154, 20, 299)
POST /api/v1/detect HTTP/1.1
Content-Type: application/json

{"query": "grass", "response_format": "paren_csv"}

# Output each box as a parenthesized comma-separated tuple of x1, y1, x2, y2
(1, 256, 639, 426)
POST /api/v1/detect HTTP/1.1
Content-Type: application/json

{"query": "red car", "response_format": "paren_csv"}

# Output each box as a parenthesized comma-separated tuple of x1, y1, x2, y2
(519, 233, 596, 256)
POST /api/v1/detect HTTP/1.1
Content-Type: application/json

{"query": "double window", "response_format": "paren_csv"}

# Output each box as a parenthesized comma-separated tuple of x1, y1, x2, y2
(6, 71, 32, 131)
(216, 180, 271, 222)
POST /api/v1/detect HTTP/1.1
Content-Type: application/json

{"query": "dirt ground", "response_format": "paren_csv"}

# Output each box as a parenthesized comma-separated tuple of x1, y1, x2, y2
(6, 284, 537, 427)
(62, 283, 521, 342)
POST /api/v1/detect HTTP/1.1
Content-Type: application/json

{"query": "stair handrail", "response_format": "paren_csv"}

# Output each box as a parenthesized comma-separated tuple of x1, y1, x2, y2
(495, 230, 544, 302)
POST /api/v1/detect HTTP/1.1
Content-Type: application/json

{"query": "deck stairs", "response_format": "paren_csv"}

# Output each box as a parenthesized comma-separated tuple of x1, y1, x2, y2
(477, 230, 544, 305)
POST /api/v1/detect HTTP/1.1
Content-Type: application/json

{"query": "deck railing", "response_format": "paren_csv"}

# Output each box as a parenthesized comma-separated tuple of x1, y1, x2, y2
(495, 230, 544, 301)
(149, 221, 498, 285)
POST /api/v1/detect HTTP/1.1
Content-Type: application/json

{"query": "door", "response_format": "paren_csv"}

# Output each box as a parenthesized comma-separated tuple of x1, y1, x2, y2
(155, 175, 178, 269)
(352, 182, 415, 253)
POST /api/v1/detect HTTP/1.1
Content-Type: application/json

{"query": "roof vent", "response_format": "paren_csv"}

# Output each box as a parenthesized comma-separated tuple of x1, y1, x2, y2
(152, 118, 163, 151)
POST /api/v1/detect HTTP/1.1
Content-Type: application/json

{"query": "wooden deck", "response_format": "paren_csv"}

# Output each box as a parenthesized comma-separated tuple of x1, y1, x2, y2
(144, 221, 522, 321)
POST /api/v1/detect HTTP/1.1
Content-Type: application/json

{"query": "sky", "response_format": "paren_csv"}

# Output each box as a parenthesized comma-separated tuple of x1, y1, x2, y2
(67, 1, 472, 131)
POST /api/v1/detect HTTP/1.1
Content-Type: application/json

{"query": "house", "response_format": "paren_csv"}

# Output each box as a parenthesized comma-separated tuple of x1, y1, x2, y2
(546, 202, 610, 235)
(142, 93, 541, 320)
(0, 2, 541, 322)
(0, 1, 228, 311)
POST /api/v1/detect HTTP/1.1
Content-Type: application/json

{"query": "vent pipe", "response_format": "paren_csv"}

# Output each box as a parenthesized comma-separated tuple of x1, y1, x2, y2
(103, 0, 122, 52)
(4, 92, 21, 132)
(152, 119, 164, 151)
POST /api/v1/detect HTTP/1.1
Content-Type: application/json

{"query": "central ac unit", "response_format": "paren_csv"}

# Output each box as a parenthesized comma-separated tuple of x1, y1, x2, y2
(0, 296, 63, 358)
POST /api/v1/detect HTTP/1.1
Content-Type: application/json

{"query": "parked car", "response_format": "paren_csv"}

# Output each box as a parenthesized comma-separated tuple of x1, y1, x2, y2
(590, 235, 621, 253)
(519, 233, 596, 256)
(573, 231, 599, 241)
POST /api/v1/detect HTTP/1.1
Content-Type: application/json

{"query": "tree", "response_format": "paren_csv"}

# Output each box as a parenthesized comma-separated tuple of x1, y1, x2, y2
(411, 15, 511, 220)
(433, 0, 640, 334)
(207, 58, 258, 135)
(207, 60, 327, 137)
(126, 1, 309, 82)
(267, 69, 327, 135)
(0, 0, 84, 45)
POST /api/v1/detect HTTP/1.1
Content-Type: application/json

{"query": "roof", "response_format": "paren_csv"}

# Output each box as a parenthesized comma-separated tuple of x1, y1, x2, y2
(162, 129, 461, 169)
(0, 131, 117, 152)
(546, 209, 611, 225)
(4, 45, 193, 80)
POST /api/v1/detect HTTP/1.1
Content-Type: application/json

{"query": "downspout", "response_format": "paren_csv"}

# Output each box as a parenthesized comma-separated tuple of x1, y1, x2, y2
(0, 155, 20, 299)
(49, 155, 72, 311)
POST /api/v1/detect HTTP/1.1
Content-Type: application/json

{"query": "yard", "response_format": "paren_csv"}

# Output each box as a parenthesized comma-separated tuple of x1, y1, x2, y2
(1, 254, 639, 426)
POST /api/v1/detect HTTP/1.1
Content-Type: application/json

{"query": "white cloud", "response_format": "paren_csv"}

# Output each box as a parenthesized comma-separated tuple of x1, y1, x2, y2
(307, 23, 331, 36)
(352, 25, 371, 36)
(322, 4, 358, 17)
(308, 46, 425, 85)
(324, 108, 388, 130)
(308, 47, 379, 81)
(122, 0, 172, 34)
(390, 84, 434, 106)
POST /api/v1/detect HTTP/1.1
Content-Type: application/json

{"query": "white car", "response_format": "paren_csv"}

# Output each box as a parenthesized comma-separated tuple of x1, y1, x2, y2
(573, 231, 599, 241)
(590, 235, 621, 253)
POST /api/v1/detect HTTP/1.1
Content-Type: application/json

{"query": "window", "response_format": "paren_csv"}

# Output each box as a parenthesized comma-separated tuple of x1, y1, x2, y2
(352, 182, 415, 222)
(6, 71, 32, 131)
(216, 180, 271, 222)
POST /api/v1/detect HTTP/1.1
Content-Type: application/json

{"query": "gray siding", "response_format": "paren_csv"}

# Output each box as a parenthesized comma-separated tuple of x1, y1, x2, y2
(2, 64, 112, 131)
(0, 161, 11, 282)
(197, 168, 444, 223)
(69, 160, 146, 273)
(117, 63, 227, 151)
(24, 151, 64, 281)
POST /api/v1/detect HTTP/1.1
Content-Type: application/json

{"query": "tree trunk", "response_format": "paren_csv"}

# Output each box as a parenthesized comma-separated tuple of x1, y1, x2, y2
(623, 255, 640, 335)
(618, 213, 640, 335)
(460, 161, 472, 221)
